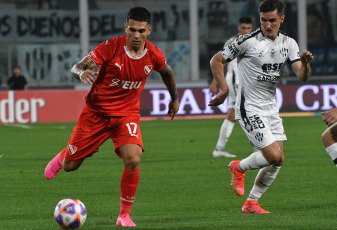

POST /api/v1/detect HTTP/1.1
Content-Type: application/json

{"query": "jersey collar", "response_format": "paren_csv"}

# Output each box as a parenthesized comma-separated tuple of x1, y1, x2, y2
(260, 27, 280, 42)
(124, 46, 148, 59)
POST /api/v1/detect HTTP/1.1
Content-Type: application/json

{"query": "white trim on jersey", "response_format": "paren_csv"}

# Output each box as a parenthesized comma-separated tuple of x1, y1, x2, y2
(124, 46, 148, 59)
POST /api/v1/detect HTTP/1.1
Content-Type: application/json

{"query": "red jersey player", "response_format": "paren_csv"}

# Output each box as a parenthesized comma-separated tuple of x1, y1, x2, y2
(44, 7, 179, 227)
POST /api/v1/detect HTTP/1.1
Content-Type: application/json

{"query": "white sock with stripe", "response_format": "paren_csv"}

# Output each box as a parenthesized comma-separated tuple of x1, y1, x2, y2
(247, 165, 281, 201)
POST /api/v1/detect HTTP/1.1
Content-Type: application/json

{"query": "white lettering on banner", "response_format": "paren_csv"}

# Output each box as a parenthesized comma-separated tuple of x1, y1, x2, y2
(31, 98, 46, 122)
(149, 88, 228, 116)
(16, 99, 30, 123)
(295, 85, 337, 111)
(177, 89, 202, 115)
(296, 85, 320, 110)
(150, 90, 170, 115)
(0, 91, 15, 123)
(321, 85, 337, 110)
(0, 91, 46, 124)
(149, 88, 280, 116)
(202, 88, 214, 114)
(201, 88, 228, 113)
(150, 87, 321, 116)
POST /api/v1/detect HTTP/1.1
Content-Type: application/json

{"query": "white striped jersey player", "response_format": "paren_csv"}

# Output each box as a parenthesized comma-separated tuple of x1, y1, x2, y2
(222, 27, 300, 148)
(222, 28, 300, 119)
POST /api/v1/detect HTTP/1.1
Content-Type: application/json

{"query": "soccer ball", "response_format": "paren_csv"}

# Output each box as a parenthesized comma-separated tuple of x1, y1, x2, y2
(54, 198, 87, 229)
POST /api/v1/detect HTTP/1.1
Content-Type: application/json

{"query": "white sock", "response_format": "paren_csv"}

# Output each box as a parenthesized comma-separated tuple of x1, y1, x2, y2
(238, 151, 269, 172)
(216, 120, 235, 150)
(247, 166, 281, 201)
(326, 143, 337, 167)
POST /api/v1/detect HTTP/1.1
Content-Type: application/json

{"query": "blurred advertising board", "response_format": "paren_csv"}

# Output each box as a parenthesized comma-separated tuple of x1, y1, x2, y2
(0, 84, 336, 124)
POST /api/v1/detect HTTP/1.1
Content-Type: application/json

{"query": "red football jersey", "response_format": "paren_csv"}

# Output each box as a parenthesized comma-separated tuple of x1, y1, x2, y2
(85, 35, 166, 116)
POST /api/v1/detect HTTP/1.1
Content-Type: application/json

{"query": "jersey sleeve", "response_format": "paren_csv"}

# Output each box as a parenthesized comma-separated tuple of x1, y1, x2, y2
(153, 46, 167, 71)
(222, 35, 248, 62)
(87, 39, 114, 67)
(223, 36, 236, 49)
(287, 38, 301, 64)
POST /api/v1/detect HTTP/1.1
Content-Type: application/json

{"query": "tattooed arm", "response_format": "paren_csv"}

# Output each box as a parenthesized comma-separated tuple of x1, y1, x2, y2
(71, 57, 99, 85)
(159, 64, 179, 120)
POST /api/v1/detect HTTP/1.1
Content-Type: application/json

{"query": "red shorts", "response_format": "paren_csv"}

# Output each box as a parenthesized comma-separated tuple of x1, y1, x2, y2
(63, 105, 144, 161)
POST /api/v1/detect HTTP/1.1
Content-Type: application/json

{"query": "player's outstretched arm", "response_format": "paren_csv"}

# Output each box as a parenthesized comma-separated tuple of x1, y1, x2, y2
(208, 51, 228, 106)
(322, 108, 337, 127)
(71, 57, 99, 85)
(159, 64, 179, 120)
(291, 49, 313, 82)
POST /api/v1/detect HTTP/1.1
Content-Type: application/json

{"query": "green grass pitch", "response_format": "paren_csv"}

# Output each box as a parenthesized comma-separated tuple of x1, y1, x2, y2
(0, 116, 336, 229)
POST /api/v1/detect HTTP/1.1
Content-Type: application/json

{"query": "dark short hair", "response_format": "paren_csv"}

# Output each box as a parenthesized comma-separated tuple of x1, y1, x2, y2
(127, 7, 151, 24)
(239, 17, 252, 25)
(259, 0, 286, 16)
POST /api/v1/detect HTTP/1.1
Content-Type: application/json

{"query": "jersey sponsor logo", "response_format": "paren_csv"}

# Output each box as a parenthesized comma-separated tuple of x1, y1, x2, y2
(144, 65, 153, 75)
(109, 78, 142, 89)
(115, 62, 124, 71)
(68, 144, 78, 155)
(257, 75, 279, 83)
(262, 63, 284, 73)
(109, 78, 120, 86)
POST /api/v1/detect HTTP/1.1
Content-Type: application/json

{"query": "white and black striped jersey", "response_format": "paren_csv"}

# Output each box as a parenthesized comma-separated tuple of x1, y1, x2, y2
(221, 28, 300, 118)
